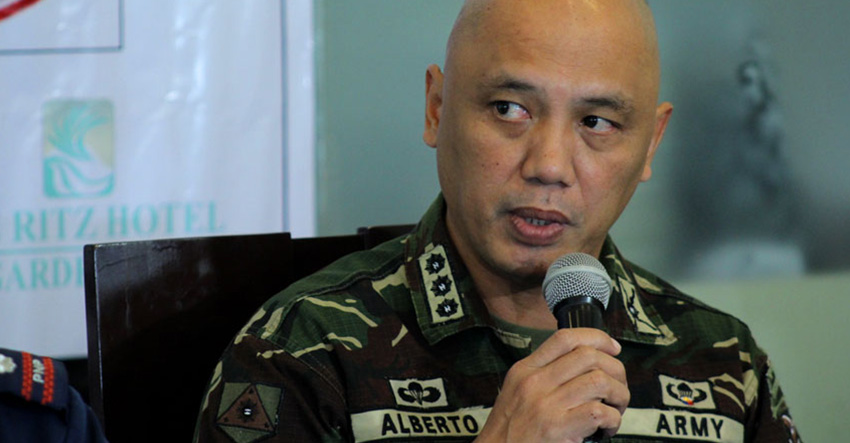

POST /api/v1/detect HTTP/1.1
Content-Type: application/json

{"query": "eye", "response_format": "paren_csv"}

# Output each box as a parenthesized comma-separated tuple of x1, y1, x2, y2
(492, 101, 530, 121)
(581, 115, 618, 133)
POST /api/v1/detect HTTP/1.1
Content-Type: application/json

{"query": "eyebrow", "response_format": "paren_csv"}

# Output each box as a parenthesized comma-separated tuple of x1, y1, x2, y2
(485, 75, 539, 93)
(484, 73, 636, 115)
(578, 96, 635, 115)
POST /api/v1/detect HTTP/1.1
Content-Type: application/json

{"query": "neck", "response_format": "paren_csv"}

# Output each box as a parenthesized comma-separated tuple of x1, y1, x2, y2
(473, 274, 557, 330)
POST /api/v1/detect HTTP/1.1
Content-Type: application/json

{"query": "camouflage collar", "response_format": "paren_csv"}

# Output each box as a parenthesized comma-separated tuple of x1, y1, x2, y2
(403, 195, 492, 345)
(598, 240, 678, 346)
(404, 195, 677, 347)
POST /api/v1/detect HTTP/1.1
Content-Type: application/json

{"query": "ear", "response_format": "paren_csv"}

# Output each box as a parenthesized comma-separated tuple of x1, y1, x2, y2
(423, 64, 444, 148)
(640, 101, 673, 182)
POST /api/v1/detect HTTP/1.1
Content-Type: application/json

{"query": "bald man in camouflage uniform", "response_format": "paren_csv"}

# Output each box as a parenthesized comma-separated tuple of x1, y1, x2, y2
(195, 1, 801, 441)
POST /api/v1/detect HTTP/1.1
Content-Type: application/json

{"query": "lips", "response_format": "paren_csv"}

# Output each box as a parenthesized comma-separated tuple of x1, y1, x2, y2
(509, 207, 570, 245)
(0, 0, 43, 22)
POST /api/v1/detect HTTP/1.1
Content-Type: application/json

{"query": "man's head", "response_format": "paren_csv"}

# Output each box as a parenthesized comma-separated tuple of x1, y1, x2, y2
(423, 0, 673, 291)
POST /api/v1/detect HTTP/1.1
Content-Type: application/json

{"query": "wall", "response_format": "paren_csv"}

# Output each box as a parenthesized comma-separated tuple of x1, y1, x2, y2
(681, 273, 849, 443)
(314, 0, 460, 235)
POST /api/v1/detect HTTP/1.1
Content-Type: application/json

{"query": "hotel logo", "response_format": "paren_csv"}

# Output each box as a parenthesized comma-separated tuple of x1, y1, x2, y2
(42, 100, 114, 199)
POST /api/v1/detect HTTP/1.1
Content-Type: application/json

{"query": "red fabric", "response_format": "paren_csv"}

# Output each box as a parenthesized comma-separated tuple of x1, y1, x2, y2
(20, 351, 33, 401)
(0, 0, 42, 22)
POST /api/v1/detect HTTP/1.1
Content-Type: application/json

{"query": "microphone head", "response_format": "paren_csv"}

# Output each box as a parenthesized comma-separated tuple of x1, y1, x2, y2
(543, 252, 612, 312)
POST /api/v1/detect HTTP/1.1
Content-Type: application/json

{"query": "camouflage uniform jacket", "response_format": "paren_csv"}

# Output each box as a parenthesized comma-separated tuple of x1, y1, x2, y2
(195, 195, 800, 443)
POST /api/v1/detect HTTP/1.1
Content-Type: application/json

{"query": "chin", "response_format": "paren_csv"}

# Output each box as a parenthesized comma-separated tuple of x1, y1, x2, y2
(501, 257, 549, 284)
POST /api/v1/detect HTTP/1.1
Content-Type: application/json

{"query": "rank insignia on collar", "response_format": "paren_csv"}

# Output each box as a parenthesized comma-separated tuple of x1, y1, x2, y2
(431, 276, 452, 297)
(618, 277, 662, 336)
(425, 253, 446, 274)
(216, 383, 282, 443)
(419, 245, 464, 324)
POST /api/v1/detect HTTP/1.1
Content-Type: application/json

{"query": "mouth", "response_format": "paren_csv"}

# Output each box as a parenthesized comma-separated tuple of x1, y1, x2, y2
(509, 207, 570, 245)
(512, 207, 569, 224)
(523, 217, 556, 226)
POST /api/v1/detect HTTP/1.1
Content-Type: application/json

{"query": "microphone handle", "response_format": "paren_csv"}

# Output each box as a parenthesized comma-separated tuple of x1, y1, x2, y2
(553, 296, 605, 329)
(553, 296, 607, 442)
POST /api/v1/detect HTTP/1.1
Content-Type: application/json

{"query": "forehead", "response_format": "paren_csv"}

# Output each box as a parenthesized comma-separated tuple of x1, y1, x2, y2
(448, 0, 658, 104)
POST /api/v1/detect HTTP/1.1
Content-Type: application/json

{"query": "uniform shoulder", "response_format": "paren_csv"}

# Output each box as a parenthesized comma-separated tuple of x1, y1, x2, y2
(0, 349, 69, 411)
(288, 235, 408, 298)
(0, 349, 108, 443)
(626, 260, 753, 331)
(239, 236, 411, 348)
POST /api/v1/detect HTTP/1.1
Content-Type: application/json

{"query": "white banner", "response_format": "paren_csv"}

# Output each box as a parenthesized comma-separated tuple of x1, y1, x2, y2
(0, 1, 314, 357)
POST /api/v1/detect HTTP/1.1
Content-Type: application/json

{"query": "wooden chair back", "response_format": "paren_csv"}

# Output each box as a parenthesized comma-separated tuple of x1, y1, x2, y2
(84, 225, 413, 442)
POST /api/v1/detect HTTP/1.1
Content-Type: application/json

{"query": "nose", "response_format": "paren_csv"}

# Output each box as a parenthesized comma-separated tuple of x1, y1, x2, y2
(520, 122, 576, 187)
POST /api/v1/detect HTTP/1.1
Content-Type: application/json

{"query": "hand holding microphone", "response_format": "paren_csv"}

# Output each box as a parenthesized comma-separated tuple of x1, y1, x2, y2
(476, 253, 629, 443)
(543, 253, 620, 443)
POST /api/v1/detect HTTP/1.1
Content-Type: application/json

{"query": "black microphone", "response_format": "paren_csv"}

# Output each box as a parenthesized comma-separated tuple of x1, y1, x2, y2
(542, 252, 613, 443)
(543, 252, 612, 328)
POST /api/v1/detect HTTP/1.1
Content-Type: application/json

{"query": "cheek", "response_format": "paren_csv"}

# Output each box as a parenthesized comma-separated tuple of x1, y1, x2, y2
(458, 131, 515, 181)
(577, 152, 645, 210)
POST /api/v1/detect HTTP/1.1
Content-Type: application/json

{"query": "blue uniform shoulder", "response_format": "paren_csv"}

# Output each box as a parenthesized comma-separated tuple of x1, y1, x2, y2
(0, 348, 68, 411)
(0, 348, 109, 443)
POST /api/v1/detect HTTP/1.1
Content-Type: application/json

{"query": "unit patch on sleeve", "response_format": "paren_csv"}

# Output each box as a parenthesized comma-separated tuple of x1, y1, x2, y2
(216, 382, 282, 443)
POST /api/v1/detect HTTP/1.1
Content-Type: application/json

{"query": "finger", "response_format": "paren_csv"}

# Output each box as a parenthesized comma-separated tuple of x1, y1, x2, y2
(569, 402, 623, 438)
(556, 368, 631, 415)
(508, 362, 629, 425)
(560, 400, 625, 441)
(548, 345, 628, 386)
(526, 328, 621, 368)
(525, 345, 627, 399)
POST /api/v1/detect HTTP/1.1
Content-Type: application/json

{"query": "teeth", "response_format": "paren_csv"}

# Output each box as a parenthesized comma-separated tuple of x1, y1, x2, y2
(525, 217, 552, 226)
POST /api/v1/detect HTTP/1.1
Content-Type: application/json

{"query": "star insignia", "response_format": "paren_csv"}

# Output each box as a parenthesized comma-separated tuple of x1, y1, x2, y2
(425, 253, 445, 274)
(431, 276, 452, 296)
(435, 299, 459, 318)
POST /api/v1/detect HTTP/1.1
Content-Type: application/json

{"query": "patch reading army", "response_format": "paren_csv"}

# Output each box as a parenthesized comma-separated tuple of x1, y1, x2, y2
(660, 374, 716, 410)
(618, 408, 743, 442)
(216, 383, 282, 443)
(351, 406, 491, 441)
(389, 378, 449, 409)
(418, 245, 464, 324)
